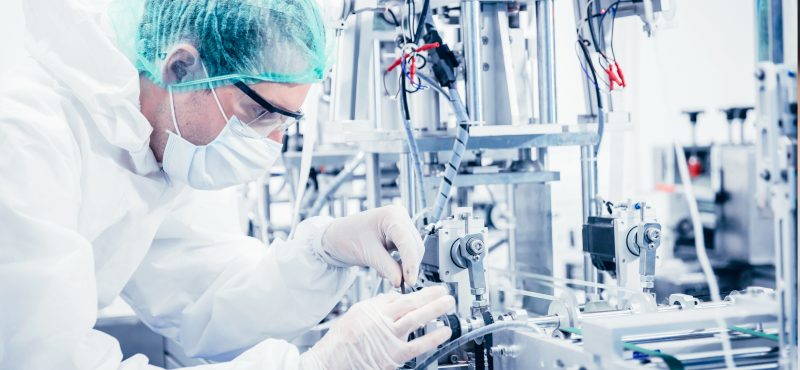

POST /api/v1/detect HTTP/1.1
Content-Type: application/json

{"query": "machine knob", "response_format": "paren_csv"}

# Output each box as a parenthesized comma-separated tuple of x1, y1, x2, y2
(645, 226, 661, 243)
(466, 237, 484, 255)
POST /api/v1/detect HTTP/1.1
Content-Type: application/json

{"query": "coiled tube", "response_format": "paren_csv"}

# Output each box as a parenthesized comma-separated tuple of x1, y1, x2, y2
(429, 87, 470, 224)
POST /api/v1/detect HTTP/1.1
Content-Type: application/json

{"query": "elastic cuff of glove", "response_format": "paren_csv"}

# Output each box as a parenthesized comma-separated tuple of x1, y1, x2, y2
(312, 218, 353, 268)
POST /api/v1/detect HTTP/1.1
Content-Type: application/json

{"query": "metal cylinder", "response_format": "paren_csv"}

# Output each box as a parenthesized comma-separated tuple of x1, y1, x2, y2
(581, 145, 599, 295)
(535, 0, 556, 170)
(525, 300, 734, 331)
(399, 153, 416, 217)
(536, 0, 557, 125)
(580, 145, 599, 222)
(526, 315, 561, 330)
(372, 39, 383, 130)
(461, 0, 483, 122)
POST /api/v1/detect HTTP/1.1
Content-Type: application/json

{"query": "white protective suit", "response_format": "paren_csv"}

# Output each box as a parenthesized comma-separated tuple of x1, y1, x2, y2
(0, 0, 357, 369)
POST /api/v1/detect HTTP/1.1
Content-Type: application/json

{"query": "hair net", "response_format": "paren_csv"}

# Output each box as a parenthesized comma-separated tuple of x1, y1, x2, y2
(108, 0, 335, 92)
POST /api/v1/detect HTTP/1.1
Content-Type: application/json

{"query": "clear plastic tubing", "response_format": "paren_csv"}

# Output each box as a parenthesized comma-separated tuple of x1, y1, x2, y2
(413, 321, 542, 370)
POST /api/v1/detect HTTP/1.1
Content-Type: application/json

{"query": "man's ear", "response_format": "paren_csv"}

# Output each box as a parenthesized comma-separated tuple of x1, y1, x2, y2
(161, 44, 203, 85)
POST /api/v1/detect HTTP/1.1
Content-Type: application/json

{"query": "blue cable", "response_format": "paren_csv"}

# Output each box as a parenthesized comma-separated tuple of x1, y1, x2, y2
(575, 41, 599, 90)
(401, 54, 428, 90)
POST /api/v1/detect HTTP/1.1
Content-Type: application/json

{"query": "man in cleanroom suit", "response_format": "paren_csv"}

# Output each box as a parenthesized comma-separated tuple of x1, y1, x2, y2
(0, 0, 455, 368)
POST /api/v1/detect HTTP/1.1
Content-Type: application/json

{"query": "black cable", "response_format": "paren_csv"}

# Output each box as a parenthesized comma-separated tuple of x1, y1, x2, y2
(384, 8, 401, 27)
(407, 76, 424, 93)
(416, 54, 428, 69)
(587, 3, 601, 53)
(610, 3, 618, 60)
(578, 38, 603, 111)
(400, 62, 412, 120)
(413, 0, 431, 43)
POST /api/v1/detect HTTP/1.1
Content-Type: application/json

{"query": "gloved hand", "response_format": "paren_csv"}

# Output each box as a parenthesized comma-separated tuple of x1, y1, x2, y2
(300, 286, 455, 370)
(322, 205, 424, 287)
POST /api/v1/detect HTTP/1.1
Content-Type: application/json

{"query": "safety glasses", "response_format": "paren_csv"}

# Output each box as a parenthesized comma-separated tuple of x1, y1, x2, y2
(232, 80, 303, 137)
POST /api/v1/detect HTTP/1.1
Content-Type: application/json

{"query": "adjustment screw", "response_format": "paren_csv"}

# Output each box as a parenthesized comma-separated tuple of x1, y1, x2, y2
(645, 227, 661, 242)
(467, 238, 485, 255)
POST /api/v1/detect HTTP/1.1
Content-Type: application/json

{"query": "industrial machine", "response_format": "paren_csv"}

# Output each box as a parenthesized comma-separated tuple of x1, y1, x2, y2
(166, 0, 797, 368)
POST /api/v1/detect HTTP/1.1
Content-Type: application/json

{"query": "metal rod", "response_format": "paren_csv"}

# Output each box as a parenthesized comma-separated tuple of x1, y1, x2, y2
(623, 324, 758, 344)
(372, 39, 383, 130)
(536, 0, 557, 125)
(524, 300, 736, 331)
(461, 0, 483, 122)
(536, 0, 557, 170)
(581, 145, 598, 296)
(399, 153, 416, 217)
(507, 184, 517, 292)
(365, 153, 381, 209)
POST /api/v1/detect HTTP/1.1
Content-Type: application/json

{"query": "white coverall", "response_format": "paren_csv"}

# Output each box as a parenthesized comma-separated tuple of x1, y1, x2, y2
(0, 0, 356, 368)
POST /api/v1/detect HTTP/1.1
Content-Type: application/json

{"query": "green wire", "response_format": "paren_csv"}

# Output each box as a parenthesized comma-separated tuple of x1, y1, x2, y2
(727, 326, 779, 341)
(560, 327, 685, 370)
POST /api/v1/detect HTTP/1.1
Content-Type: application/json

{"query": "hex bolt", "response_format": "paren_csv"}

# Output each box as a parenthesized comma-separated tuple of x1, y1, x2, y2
(467, 238, 484, 255)
(645, 227, 661, 242)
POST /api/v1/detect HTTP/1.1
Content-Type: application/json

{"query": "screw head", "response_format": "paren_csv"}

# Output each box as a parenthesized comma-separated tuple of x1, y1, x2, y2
(645, 227, 661, 242)
(481, 36, 489, 44)
(450, 354, 459, 363)
(482, 63, 490, 71)
(467, 238, 485, 255)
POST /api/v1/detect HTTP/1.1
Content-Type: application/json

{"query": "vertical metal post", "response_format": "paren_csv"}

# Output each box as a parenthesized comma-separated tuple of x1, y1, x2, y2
(364, 39, 383, 211)
(365, 154, 381, 209)
(461, 0, 484, 122)
(399, 153, 416, 217)
(372, 39, 383, 130)
(536, 0, 557, 169)
(581, 145, 599, 296)
(507, 184, 517, 291)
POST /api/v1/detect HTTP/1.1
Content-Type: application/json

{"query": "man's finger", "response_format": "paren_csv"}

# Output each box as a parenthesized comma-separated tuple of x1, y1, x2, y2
(385, 216, 423, 286)
(394, 295, 455, 337)
(370, 248, 403, 288)
(403, 326, 452, 360)
(382, 286, 447, 321)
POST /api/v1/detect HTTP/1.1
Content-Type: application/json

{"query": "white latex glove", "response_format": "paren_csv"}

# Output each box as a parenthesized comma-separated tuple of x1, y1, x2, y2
(301, 286, 454, 370)
(322, 205, 424, 287)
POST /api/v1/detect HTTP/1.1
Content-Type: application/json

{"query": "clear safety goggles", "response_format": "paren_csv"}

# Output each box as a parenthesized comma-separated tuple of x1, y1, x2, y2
(232, 80, 303, 137)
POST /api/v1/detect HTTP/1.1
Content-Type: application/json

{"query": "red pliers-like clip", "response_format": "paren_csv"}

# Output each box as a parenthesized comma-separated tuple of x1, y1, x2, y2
(605, 62, 627, 90)
(386, 42, 441, 78)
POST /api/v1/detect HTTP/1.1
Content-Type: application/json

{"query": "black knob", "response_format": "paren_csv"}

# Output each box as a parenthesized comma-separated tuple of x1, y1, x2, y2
(736, 107, 754, 120)
(682, 110, 704, 125)
(721, 108, 737, 122)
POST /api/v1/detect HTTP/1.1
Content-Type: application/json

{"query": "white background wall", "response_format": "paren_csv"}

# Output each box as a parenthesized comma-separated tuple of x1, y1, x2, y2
(0, 0, 26, 78)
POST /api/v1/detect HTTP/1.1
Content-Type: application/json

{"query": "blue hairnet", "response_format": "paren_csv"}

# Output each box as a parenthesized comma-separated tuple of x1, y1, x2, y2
(109, 0, 335, 92)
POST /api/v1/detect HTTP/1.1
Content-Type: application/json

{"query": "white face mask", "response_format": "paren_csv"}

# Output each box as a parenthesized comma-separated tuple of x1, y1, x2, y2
(162, 83, 282, 190)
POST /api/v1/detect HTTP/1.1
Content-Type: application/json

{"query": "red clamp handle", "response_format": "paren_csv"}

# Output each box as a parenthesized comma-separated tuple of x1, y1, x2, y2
(386, 43, 441, 72)
(614, 62, 626, 87)
(605, 67, 616, 90)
